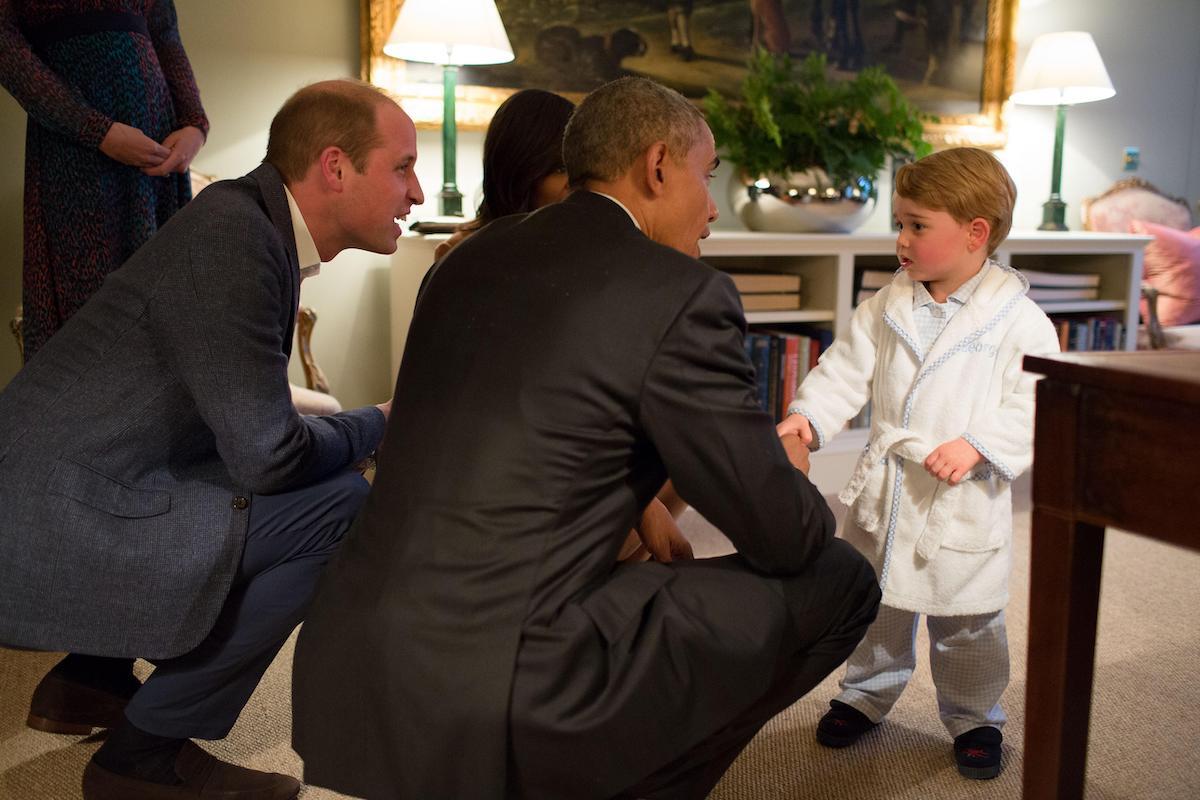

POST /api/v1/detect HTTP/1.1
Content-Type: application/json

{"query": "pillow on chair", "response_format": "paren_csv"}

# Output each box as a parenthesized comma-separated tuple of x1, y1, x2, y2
(1131, 220, 1200, 327)
(1081, 179, 1193, 234)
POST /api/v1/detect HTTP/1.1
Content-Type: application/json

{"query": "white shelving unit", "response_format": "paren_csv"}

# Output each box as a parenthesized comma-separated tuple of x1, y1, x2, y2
(700, 230, 1150, 347)
(391, 229, 1151, 492)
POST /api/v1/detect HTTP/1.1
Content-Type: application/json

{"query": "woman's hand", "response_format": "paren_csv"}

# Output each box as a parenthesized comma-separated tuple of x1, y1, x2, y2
(142, 126, 206, 176)
(99, 121, 170, 168)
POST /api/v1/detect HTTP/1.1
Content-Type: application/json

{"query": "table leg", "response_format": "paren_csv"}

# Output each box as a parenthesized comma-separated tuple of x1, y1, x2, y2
(1022, 508, 1105, 800)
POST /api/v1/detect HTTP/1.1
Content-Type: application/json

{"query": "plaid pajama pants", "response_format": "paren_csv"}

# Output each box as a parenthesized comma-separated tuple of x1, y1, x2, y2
(834, 603, 1008, 738)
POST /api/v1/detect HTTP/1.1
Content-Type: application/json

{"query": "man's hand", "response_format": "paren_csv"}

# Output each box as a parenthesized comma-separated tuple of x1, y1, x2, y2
(360, 399, 392, 469)
(619, 498, 693, 563)
(142, 126, 206, 176)
(779, 432, 811, 475)
(924, 437, 983, 485)
(99, 122, 170, 168)
(776, 412, 813, 446)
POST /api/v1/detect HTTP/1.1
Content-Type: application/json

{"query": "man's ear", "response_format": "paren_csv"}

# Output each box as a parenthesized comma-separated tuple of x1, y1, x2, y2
(642, 141, 669, 198)
(967, 217, 991, 252)
(318, 146, 347, 191)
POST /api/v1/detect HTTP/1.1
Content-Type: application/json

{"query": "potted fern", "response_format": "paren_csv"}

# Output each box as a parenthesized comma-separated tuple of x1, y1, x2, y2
(704, 49, 934, 233)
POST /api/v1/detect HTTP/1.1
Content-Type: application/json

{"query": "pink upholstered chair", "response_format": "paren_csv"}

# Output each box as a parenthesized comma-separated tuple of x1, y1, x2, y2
(1081, 178, 1200, 349)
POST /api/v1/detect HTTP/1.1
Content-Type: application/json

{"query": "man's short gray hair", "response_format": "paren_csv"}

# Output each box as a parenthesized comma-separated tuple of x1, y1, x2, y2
(563, 77, 705, 188)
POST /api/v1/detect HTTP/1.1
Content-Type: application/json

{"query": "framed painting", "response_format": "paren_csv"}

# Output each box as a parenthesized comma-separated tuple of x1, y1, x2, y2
(362, 0, 1018, 146)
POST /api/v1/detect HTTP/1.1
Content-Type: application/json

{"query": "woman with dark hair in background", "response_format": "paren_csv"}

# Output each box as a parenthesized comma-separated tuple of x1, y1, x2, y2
(0, 0, 208, 360)
(434, 88, 574, 260)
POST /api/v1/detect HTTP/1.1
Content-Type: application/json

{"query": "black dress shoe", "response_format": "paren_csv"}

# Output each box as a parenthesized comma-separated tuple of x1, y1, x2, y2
(953, 725, 1003, 779)
(27, 660, 141, 734)
(816, 699, 879, 748)
(82, 741, 301, 799)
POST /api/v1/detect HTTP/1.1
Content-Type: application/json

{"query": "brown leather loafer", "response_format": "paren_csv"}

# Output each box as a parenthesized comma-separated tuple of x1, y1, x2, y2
(27, 670, 139, 735)
(82, 741, 301, 799)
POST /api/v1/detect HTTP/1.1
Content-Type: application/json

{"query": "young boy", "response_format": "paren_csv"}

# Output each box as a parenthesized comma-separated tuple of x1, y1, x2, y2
(778, 147, 1060, 779)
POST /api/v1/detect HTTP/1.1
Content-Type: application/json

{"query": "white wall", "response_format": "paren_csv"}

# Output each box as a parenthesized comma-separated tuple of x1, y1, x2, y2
(3, 0, 1199, 397)
(0, 85, 26, 387)
(1000, 0, 1200, 231)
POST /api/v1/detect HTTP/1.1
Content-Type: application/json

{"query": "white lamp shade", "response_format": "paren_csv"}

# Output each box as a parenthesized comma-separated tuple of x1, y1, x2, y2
(1010, 31, 1115, 106)
(383, 0, 514, 66)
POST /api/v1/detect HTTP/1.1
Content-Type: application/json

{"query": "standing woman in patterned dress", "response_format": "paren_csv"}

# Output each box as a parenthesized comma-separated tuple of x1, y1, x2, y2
(0, 0, 207, 360)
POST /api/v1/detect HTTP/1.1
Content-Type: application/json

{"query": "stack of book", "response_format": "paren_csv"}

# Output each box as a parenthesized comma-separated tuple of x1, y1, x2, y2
(854, 268, 896, 306)
(857, 268, 1104, 305)
(1020, 268, 1101, 302)
(728, 271, 802, 312)
(743, 325, 833, 421)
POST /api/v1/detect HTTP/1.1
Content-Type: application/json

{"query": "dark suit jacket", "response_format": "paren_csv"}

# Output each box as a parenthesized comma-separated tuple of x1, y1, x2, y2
(0, 163, 385, 659)
(292, 191, 834, 799)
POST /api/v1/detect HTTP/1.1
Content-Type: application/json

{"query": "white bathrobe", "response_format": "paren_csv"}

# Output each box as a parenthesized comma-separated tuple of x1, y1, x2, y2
(792, 261, 1060, 615)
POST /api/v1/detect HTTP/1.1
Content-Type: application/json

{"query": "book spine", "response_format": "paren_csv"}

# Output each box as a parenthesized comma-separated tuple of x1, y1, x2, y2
(749, 333, 771, 414)
(780, 334, 800, 420)
(767, 334, 781, 422)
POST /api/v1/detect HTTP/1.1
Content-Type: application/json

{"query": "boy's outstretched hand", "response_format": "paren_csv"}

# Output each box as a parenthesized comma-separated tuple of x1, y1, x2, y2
(776, 412, 813, 446)
(924, 437, 983, 485)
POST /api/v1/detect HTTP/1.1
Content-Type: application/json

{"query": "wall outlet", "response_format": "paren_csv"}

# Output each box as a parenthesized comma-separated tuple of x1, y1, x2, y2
(1123, 146, 1140, 172)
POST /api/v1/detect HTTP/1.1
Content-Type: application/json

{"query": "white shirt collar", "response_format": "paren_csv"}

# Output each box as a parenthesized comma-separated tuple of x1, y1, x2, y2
(591, 191, 641, 231)
(284, 185, 322, 280)
(913, 261, 989, 308)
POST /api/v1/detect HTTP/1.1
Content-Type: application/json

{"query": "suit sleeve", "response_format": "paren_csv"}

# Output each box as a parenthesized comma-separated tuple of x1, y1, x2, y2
(638, 272, 835, 576)
(151, 203, 384, 494)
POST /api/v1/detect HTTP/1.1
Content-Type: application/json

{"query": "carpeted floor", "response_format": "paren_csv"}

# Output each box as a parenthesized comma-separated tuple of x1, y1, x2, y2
(2, 485, 1198, 799)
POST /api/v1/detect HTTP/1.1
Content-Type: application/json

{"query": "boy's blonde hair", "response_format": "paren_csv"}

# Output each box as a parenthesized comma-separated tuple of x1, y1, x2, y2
(894, 147, 1016, 254)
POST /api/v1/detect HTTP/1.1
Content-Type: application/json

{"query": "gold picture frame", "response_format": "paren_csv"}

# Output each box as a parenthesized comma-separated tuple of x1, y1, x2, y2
(362, 0, 1019, 147)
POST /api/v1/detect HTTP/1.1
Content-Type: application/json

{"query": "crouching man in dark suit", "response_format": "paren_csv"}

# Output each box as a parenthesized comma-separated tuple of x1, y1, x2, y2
(292, 76, 880, 800)
(0, 79, 424, 800)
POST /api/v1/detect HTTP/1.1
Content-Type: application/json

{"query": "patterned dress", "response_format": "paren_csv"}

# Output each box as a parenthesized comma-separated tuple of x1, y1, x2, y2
(0, 0, 208, 358)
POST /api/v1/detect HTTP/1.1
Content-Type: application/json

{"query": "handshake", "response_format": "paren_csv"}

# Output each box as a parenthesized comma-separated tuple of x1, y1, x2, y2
(777, 412, 814, 475)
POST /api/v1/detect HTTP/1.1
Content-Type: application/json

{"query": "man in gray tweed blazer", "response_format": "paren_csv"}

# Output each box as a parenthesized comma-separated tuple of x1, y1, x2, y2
(0, 79, 423, 800)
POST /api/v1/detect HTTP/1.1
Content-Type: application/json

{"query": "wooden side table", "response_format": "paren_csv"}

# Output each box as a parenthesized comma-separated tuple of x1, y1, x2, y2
(1022, 351, 1200, 799)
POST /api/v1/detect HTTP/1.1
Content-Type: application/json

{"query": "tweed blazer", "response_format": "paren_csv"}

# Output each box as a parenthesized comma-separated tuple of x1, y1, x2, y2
(293, 191, 834, 799)
(0, 163, 385, 659)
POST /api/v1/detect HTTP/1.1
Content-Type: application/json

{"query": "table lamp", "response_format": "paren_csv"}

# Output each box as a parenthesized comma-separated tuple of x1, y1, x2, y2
(1010, 31, 1115, 231)
(384, 0, 514, 217)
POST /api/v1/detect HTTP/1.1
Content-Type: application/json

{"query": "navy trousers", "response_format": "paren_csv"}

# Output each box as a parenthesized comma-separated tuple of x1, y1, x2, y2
(123, 469, 370, 739)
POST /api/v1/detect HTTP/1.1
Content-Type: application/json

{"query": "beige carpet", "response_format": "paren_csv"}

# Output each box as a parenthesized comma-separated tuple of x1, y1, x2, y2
(3, 486, 1199, 799)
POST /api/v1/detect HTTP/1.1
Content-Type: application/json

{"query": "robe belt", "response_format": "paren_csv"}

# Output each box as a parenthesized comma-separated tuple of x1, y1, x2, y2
(837, 421, 958, 561)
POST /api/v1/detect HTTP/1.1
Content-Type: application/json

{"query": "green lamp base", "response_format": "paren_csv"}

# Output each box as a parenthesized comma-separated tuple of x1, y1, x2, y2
(1038, 196, 1068, 231)
(439, 185, 463, 218)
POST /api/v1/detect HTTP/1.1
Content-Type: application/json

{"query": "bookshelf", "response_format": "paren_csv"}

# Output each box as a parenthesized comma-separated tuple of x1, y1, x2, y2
(699, 230, 1150, 346)
(390, 229, 1151, 493)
